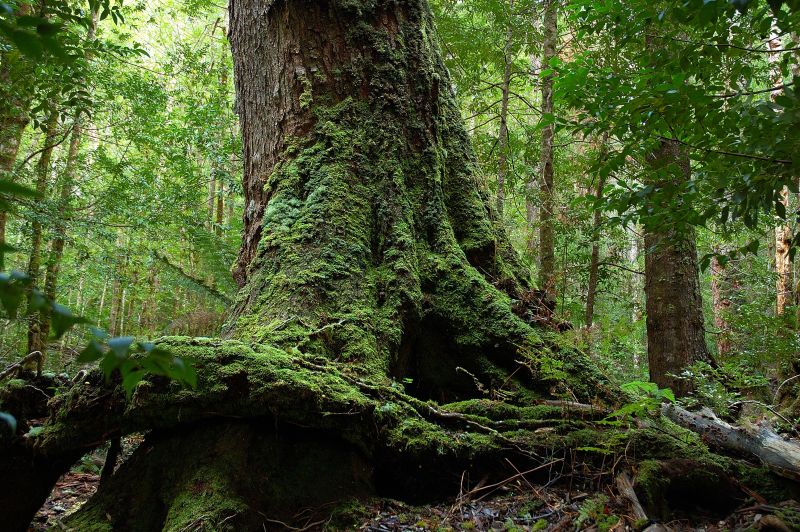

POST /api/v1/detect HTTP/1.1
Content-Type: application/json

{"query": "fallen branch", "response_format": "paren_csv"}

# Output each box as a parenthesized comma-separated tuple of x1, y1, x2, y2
(0, 352, 43, 381)
(662, 403, 800, 481)
(615, 471, 648, 522)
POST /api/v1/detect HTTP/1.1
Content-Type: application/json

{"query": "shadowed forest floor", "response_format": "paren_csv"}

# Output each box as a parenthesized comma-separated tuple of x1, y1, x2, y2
(30, 438, 800, 531)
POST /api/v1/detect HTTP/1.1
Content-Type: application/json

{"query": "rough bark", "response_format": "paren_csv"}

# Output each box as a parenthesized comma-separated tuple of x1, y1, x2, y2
(644, 139, 713, 397)
(538, 0, 557, 296)
(225, 0, 538, 385)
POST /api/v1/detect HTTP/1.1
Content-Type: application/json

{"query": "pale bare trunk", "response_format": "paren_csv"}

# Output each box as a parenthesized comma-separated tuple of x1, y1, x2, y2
(769, 28, 793, 316)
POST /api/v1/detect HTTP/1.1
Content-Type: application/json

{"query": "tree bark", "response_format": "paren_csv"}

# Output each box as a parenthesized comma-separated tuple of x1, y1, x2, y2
(538, 0, 557, 296)
(207, 172, 216, 230)
(710, 252, 732, 357)
(663, 403, 800, 482)
(776, 187, 792, 316)
(644, 139, 713, 397)
(226, 0, 534, 377)
(26, 110, 60, 358)
(0, 3, 34, 253)
(768, 28, 794, 318)
(584, 173, 605, 330)
(496, 0, 514, 218)
(39, 120, 80, 345)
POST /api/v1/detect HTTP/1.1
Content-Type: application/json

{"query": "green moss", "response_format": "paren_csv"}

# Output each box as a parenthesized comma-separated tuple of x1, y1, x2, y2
(162, 473, 250, 531)
(327, 498, 376, 529)
(775, 506, 800, 529)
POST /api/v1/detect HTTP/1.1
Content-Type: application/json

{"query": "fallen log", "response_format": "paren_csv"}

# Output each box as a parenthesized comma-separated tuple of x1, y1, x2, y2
(662, 403, 800, 481)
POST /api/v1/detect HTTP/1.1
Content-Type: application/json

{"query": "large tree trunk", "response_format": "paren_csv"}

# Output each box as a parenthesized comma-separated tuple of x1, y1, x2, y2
(226, 0, 535, 381)
(644, 139, 713, 397)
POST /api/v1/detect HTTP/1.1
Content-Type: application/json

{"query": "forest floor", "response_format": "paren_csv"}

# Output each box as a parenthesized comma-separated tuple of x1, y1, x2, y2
(30, 437, 798, 531)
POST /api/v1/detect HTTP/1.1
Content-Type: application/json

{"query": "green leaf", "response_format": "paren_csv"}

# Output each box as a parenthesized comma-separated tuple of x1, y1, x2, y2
(77, 340, 105, 363)
(0, 180, 38, 198)
(7, 28, 43, 58)
(0, 281, 24, 318)
(50, 303, 86, 338)
(107, 336, 134, 360)
(122, 369, 147, 398)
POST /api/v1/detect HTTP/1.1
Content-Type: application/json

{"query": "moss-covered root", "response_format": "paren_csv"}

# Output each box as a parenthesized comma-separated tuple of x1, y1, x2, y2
(66, 422, 374, 531)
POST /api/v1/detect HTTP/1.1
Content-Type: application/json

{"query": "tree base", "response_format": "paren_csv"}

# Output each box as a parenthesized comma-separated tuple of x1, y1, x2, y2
(2, 339, 798, 530)
(65, 422, 374, 531)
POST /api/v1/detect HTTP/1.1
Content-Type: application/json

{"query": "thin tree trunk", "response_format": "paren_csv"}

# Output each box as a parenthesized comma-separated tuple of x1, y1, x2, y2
(711, 252, 732, 357)
(525, 50, 540, 254)
(225, 184, 235, 228)
(538, 0, 557, 295)
(107, 235, 124, 337)
(39, 117, 83, 343)
(768, 27, 793, 317)
(0, 3, 34, 254)
(97, 278, 108, 327)
(215, 185, 224, 236)
(584, 174, 606, 329)
(36, 10, 98, 345)
(496, 0, 514, 218)
(207, 173, 216, 231)
(644, 139, 713, 397)
(26, 110, 60, 357)
(776, 187, 791, 316)
(628, 227, 643, 366)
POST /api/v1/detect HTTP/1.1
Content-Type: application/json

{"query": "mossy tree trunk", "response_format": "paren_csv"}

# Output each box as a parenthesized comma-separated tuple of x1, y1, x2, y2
(1, 0, 616, 529)
(226, 0, 538, 390)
